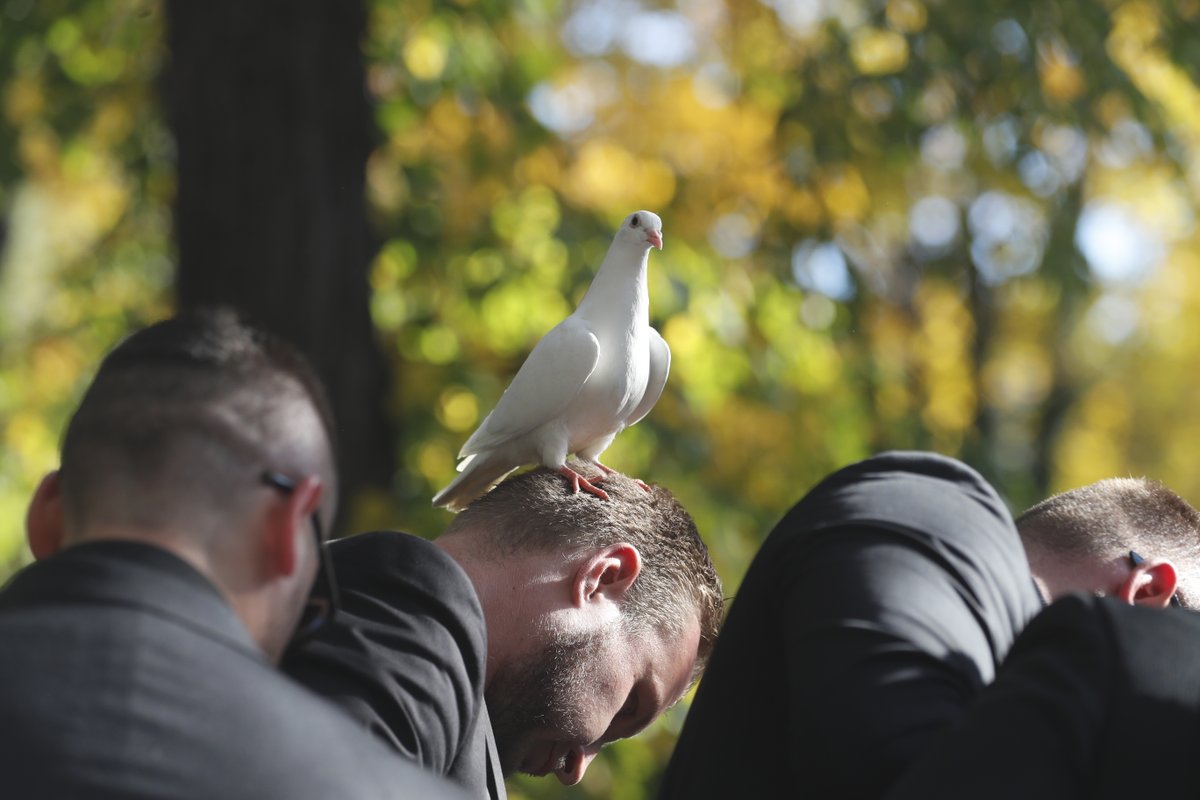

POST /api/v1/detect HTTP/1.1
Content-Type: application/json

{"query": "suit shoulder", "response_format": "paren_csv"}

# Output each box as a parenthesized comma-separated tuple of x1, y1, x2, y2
(330, 532, 482, 618)
(775, 451, 1029, 592)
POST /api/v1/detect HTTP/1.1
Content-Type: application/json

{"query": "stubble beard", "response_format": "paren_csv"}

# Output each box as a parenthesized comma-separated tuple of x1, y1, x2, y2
(487, 625, 604, 777)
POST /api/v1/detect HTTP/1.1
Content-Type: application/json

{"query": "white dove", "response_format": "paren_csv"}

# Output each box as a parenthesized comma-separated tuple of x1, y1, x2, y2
(433, 210, 669, 512)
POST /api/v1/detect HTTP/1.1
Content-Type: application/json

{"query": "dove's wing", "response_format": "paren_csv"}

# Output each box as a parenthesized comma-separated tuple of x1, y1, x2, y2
(459, 316, 601, 457)
(625, 327, 671, 427)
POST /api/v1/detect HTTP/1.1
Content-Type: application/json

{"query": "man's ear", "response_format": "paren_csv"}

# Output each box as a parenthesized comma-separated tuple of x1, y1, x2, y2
(26, 471, 66, 561)
(573, 543, 641, 608)
(262, 476, 323, 578)
(1117, 558, 1178, 608)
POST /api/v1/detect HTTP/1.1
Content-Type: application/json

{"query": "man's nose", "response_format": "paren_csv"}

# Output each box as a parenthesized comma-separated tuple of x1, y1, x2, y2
(554, 747, 600, 786)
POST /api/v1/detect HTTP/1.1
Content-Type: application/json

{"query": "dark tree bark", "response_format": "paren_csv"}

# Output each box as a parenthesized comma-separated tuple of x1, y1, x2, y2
(163, 0, 394, 532)
(1029, 184, 1087, 500)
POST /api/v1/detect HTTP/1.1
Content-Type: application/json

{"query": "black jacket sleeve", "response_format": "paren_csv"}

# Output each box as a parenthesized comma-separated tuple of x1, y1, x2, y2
(780, 528, 1018, 795)
(886, 593, 1110, 800)
(890, 596, 1200, 800)
(282, 531, 488, 777)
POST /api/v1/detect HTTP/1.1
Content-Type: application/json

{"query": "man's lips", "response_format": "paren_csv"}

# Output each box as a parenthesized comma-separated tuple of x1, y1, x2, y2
(524, 744, 587, 785)
(559, 748, 582, 781)
(527, 744, 564, 776)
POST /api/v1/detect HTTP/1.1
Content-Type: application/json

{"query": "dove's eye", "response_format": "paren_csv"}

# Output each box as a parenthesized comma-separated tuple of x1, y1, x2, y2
(630, 214, 640, 228)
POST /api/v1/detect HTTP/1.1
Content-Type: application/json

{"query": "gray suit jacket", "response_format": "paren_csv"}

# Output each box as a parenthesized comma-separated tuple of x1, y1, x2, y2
(0, 540, 464, 800)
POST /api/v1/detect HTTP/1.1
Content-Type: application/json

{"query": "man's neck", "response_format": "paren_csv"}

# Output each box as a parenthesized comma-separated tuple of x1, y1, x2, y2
(435, 534, 569, 690)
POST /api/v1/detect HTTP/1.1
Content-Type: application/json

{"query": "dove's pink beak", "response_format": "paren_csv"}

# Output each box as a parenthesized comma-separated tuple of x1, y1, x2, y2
(648, 231, 663, 250)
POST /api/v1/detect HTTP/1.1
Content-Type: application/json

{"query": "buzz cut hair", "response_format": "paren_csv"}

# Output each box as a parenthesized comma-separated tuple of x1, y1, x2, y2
(59, 307, 336, 538)
(1017, 477, 1200, 606)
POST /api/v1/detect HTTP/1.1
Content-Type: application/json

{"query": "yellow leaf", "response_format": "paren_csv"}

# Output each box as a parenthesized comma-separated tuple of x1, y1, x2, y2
(886, 0, 927, 34)
(404, 32, 448, 81)
(850, 28, 910, 76)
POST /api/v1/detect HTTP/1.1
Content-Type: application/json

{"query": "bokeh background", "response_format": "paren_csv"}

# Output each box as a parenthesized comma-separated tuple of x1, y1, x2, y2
(3, 0, 1200, 796)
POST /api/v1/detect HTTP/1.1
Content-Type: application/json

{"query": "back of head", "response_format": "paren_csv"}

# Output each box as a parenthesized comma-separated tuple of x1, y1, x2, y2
(1018, 478, 1200, 605)
(59, 307, 337, 547)
(445, 464, 724, 672)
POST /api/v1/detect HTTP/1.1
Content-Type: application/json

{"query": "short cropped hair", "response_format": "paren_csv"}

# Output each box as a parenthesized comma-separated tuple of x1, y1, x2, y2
(1017, 477, 1200, 606)
(445, 465, 725, 675)
(60, 307, 336, 538)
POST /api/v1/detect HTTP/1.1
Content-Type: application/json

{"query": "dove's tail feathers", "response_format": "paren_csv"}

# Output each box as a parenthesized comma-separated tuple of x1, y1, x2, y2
(432, 452, 518, 512)
(458, 411, 497, 459)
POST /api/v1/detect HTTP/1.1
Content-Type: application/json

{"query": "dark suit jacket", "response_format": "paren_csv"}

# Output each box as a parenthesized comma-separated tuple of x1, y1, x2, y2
(284, 531, 506, 800)
(890, 595, 1200, 799)
(659, 451, 1044, 798)
(0, 540, 463, 800)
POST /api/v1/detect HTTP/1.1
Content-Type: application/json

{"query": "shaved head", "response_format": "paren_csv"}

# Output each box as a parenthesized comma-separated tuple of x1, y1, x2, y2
(1018, 477, 1200, 606)
(59, 307, 337, 542)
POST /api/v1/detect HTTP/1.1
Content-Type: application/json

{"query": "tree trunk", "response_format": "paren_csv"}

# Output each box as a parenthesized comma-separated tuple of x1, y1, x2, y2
(163, 0, 393, 532)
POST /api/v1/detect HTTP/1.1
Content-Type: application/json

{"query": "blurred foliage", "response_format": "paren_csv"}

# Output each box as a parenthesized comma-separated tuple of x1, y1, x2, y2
(5, 0, 1200, 796)
(0, 0, 171, 576)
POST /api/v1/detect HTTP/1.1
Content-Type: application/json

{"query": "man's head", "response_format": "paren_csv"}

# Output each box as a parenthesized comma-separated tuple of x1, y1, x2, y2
(437, 465, 724, 786)
(24, 307, 337, 660)
(1018, 477, 1200, 608)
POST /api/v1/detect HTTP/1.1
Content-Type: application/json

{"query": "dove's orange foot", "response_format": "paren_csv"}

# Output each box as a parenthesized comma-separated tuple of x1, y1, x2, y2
(559, 466, 610, 501)
(588, 462, 616, 483)
(587, 462, 652, 493)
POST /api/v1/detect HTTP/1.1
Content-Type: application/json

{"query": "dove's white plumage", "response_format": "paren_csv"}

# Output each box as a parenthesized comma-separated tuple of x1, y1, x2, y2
(433, 210, 669, 511)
